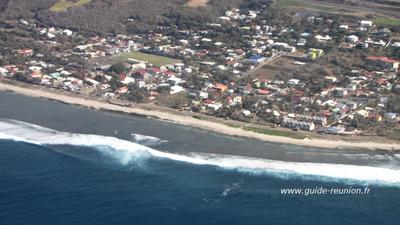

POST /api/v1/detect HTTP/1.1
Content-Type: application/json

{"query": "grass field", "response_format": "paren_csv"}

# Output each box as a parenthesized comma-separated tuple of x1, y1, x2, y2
(115, 51, 181, 66)
(50, 0, 91, 12)
(374, 17, 400, 27)
(276, 0, 339, 12)
(244, 127, 307, 139)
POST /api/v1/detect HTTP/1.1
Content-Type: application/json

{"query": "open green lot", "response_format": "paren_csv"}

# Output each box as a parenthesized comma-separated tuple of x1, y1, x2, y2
(374, 17, 400, 27)
(115, 51, 181, 66)
(276, 0, 339, 12)
(50, 0, 92, 12)
(244, 126, 307, 139)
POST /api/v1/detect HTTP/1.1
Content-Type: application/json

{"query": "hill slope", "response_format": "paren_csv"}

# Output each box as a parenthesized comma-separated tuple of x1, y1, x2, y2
(0, 0, 249, 34)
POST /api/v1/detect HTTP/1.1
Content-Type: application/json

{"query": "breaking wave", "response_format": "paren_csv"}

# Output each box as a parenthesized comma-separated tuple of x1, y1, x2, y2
(131, 133, 168, 146)
(1, 119, 400, 186)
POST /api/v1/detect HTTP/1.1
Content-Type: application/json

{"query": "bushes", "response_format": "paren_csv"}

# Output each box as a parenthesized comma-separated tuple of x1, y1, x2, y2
(0, 0, 265, 34)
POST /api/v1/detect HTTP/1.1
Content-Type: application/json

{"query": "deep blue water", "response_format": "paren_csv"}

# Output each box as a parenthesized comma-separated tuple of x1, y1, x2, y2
(1, 140, 400, 225)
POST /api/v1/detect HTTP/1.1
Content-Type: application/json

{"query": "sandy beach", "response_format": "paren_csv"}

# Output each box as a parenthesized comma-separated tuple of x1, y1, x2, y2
(1, 81, 399, 151)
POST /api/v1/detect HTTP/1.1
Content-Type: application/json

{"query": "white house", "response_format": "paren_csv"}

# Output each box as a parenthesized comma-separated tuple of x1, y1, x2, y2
(0, 67, 9, 77)
(288, 79, 300, 85)
(170, 85, 184, 94)
(63, 29, 73, 36)
(85, 78, 100, 86)
(347, 35, 359, 44)
(315, 35, 332, 42)
(241, 109, 252, 117)
(360, 20, 373, 27)
(28, 66, 42, 72)
(384, 113, 397, 120)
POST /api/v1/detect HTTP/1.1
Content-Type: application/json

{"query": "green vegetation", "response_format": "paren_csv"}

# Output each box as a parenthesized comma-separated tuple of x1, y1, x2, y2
(226, 123, 241, 128)
(109, 62, 128, 74)
(387, 129, 400, 141)
(374, 17, 400, 27)
(276, 0, 340, 13)
(244, 127, 307, 139)
(276, 0, 304, 7)
(50, 0, 91, 12)
(115, 51, 181, 66)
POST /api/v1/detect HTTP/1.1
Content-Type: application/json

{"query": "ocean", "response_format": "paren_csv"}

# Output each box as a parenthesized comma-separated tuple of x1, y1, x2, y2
(1, 119, 400, 225)
(0, 92, 400, 225)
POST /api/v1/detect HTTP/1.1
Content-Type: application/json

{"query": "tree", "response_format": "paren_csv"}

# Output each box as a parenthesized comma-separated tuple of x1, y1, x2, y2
(110, 75, 121, 92)
(14, 72, 28, 82)
(156, 93, 189, 109)
(126, 85, 148, 103)
(387, 96, 400, 113)
(109, 62, 127, 74)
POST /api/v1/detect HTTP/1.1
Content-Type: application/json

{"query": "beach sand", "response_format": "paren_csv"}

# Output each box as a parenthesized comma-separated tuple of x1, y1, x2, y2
(1, 81, 399, 151)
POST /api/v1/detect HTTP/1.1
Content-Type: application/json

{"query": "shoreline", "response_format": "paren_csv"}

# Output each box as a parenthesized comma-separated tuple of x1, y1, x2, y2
(1, 80, 399, 151)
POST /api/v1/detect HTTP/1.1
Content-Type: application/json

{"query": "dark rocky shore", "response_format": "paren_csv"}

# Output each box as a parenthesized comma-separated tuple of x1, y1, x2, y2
(1, 90, 398, 167)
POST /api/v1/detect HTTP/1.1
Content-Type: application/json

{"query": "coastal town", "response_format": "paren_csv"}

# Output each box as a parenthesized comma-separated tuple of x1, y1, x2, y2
(0, 2, 399, 140)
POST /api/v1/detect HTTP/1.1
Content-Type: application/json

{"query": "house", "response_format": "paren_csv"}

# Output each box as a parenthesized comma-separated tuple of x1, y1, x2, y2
(288, 79, 300, 85)
(347, 35, 359, 44)
(213, 83, 228, 93)
(360, 20, 373, 27)
(325, 76, 337, 83)
(357, 109, 369, 118)
(249, 55, 266, 63)
(256, 89, 269, 95)
(366, 56, 399, 71)
(0, 67, 9, 77)
(133, 70, 150, 80)
(197, 91, 209, 99)
(119, 74, 135, 84)
(332, 87, 348, 97)
(47, 33, 56, 39)
(297, 38, 307, 46)
(17, 49, 33, 57)
(241, 109, 252, 117)
(30, 71, 42, 79)
(206, 103, 222, 111)
(323, 127, 338, 135)
(170, 85, 184, 94)
(297, 115, 327, 126)
(314, 35, 332, 42)
(28, 66, 42, 72)
(128, 59, 147, 70)
(85, 78, 100, 86)
(308, 48, 324, 60)
(282, 117, 316, 131)
(105, 47, 120, 55)
(384, 112, 397, 120)
(167, 76, 183, 86)
(63, 29, 73, 36)
(116, 86, 129, 94)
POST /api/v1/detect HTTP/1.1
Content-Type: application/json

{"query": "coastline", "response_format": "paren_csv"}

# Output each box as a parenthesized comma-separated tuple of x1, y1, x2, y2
(1, 80, 399, 151)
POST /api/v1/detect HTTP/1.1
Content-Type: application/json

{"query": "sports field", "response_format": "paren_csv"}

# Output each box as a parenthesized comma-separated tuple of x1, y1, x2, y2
(115, 51, 181, 66)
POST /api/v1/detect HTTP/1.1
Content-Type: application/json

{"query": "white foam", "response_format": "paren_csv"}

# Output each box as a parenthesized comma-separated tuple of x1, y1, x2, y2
(1, 119, 400, 186)
(131, 133, 168, 146)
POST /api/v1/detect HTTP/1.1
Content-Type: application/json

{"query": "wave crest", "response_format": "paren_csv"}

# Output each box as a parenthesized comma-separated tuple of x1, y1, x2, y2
(1, 119, 400, 186)
(131, 133, 168, 146)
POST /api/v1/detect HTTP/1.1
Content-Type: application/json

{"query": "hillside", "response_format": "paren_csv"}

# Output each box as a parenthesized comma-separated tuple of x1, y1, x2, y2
(0, 0, 251, 34)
